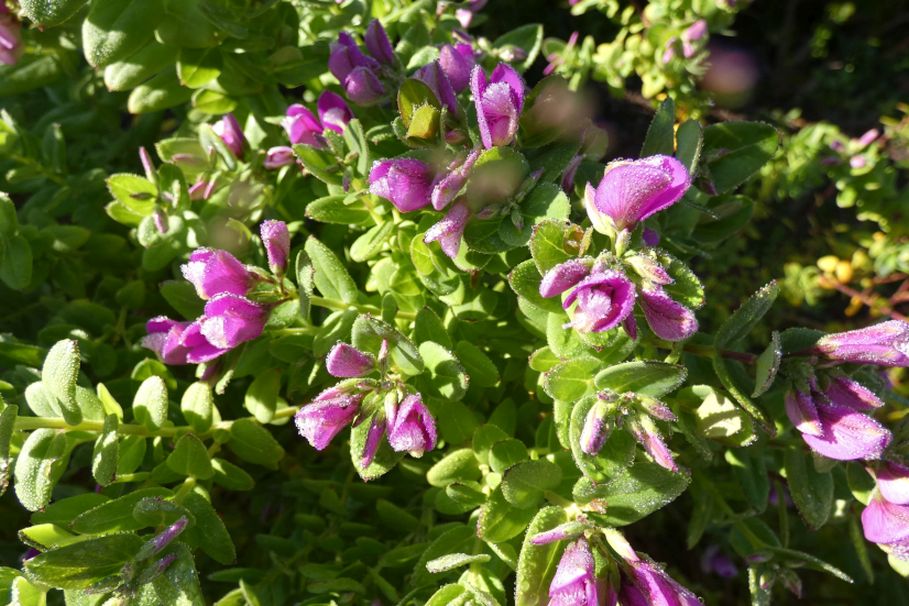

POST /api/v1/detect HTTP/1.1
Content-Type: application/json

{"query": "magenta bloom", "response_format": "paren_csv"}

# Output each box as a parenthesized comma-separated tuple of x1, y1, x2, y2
(815, 320, 909, 367)
(416, 60, 459, 116)
(178, 320, 230, 364)
(580, 399, 612, 456)
(470, 63, 526, 149)
(328, 32, 379, 82)
(563, 270, 636, 333)
(439, 44, 475, 92)
(387, 395, 437, 457)
(681, 19, 708, 57)
(629, 420, 678, 472)
(584, 155, 690, 232)
(785, 378, 892, 461)
(0, 12, 21, 66)
(424, 202, 469, 259)
(199, 294, 268, 350)
(344, 66, 386, 106)
(539, 259, 592, 299)
(317, 91, 354, 134)
(364, 20, 395, 65)
(431, 150, 479, 211)
(212, 114, 245, 158)
(326, 342, 375, 378)
(260, 220, 290, 274)
(181, 248, 253, 300)
(264, 146, 295, 169)
(861, 494, 909, 560)
(621, 557, 701, 606)
(142, 316, 192, 365)
(369, 158, 435, 212)
(877, 462, 909, 505)
(283, 104, 323, 146)
(547, 538, 602, 606)
(638, 287, 698, 342)
(295, 386, 363, 451)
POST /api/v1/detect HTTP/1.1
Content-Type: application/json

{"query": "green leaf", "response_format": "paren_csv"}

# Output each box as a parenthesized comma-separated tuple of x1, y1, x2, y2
(576, 460, 690, 526)
(352, 314, 424, 376)
(569, 397, 636, 480)
(715, 281, 780, 349)
(350, 221, 394, 263)
(91, 415, 119, 487)
(103, 41, 177, 92)
(13, 429, 72, 512)
(653, 249, 704, 309)
(543, 356, 601, 401)
(397, 79, 440, 128)
(703, 121, 779, 194)
(0, 403, 17, 496)
(752, 331, 782, 397)
(160, 280, 204, 320)
(24, 534, 142, 590)
(726, 449, 768, 512)
(508, 259, 563, 314)
(132, 375, 169, 430)
(675, 119, 703, 174)
(305, 194, 372, 226)
(691, 385, 756, 446)
(418, 342, 469, 400)
(477, 488, 537, 543)
(0, 233, 33, 290)
(350, 409, 403, 481)
(640, 98, 676, 157)
(454, 341, 499, 388)
(293, 145, 341, 186)
(177, 47, 222, 88)
(127, 70, 193, 114)
(228, 419, 285, 469)
(427, 448, 481, 488)
(712, 356, 773, 436)
(106, 173, 156, 215)
(493, 24, 544, 72)
(82, 0, 165, 68)
(183, 491, 236, 564)
(304, 236, 358, 304)
(71, 487, 171, 534)
(499, 183, 571, 247)
(784, 449, 833, 530)
(529, 219, 583, 274)
(501, 460, 563, 509)
(412, 525, 474, 587)
(244, 369, 281, 424)
(425, 553, 491, 574)
(515, 506, 568, 606)
(211, 458, 255, 491)
(414, 307, 450, 348)
(180, 381, 213, 432)
(594, 361, 687, 397)
(20, 0, 89, 26)
(167, 434, 213, 480)
(131, 544, 205, 605)
(42, 339, 82, 425)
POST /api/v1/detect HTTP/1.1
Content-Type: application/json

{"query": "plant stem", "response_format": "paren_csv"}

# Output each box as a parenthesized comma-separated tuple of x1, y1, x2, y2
(309, 295, 415, 321)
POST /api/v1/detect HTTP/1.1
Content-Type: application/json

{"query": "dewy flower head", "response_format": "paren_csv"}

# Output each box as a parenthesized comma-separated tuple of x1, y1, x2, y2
(364, 19, 396, 65)
(431, 150, 479, 211)
(563, 269, 636, 333)
(861, 493, 909, 560)
(264, 146, 295, 170)
(199, 294, 268, 350)
(470, 63, 526, 149)
(260, 220, 290, 274)
(283, 104, 323, 146)
(212, 113, 245, 158)
(317, 91, 353, 134)
(439, 43, 475, 93)
(547, 537, 602, 606)
(295, 386, 364, 451)
(815, 320, 909, 367)
(424, 201, 470, 259)
(638, 286, 698, 342)
(344, 66, 386, 106)
(621, 556, 701, 606)
(876, 461, 909, 505)
(326, 342, 375, 378)
(180, 248, 254, 300)
(369, 157, 435, 212)
(328, 32, 378, 82)
(584, 155, 690, 233)
(386, 394, 437, 457)
(142, 317, 192, 365)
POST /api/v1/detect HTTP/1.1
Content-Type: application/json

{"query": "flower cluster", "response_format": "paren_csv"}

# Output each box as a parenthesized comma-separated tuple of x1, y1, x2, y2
(662, 19, 708, 64)
(785, 320, 909, 460)
(539, 531, 701, 605)
(540, 155, 698, 341)
(862, 462, 909, 560)
(295, 341, 438, 465)
(269, 91, 355, 169)
(328, 20, 397, 106)
(142, 221, 289, 365)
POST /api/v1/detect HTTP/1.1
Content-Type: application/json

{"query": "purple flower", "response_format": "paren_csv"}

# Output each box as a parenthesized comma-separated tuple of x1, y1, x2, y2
(260, 220, 290, 273)
(548, 538, 602, 606)
(142, 317, 192, 365)
(369, 158, 435, 212)
(580, 399, 612, 455)
(416, 60, 459, 116)
(387, 394, 437, 457)
(857, 128, 879, 148)
(188, 179, 215, 201)
(179, 320, 230, 363)
(295, 386, 363, 451)
(584, 155, 690, 233)
(344, 66, 386, 106)
(470, 63, 526, 149)
(563, 270, 636, 333)
(681, 19, 708, 58)
(212, 114, 245, 158)
(530, 520, 587, 546)
(539, 259, 592, 299)
(424, 201, 469, 259)
(785, 379, 892, 461)
(431, 150, 479, 211)
(621, 557, 701, 606)
(264, 146, 295, 169)
(815, 320, 909, 367)
(0, 12, 22, 66)
(630, 420, 678, 472)
(317, 91, 354, 134)
(359, 415, 386, 468)
(326, 342, 375, 378)
(199, 294, 268, 351)
(861, 494, 909, 560)
(439, 44, 475, 92)
(328, 32, 378, 82)
(180, 248, 253, 300)
(283, 104, 323, 146)
(638, 287, 698, 342)
(642, 228, 661, 247)
(365, 20, 395, 65)
(877, 462, 909, 505)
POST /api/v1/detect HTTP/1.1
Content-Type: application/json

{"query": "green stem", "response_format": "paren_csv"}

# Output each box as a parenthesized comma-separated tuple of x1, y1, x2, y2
(309, 295, 415, 321)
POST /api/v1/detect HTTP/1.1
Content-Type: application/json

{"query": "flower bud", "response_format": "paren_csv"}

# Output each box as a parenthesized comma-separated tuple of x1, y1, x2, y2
(815, 320, 909, 367)
(638, 287, 698, 342)
(264, 146, 295, 169)
(326, 342, 375, 378)
(0, 12, 22, 66)
(424, 201, 469, 259)
(580, 398, 613, 455)
(180, 248, 254, 300)
(295, 386, 364, 451)
(260, 219, 290, 274)
(212, 113, 245, 158)
(439, 43, 475, 92)
(416, 60, 459, 116)
(317, 91, 353, 134)
(539, 259, 592, 298)
(199, 294, 268, 350)
(364, 20, 395, 65)
(431, 150, 479, 211)
(142, 316, 192, 365)
(369, 158, 435, 212)
(329, 32, 376, 82)
(624, 254, 672, 286)
(548, 538, 602, 606)
(530, 520, 587, 545)
(877, 461, 909, 505)
(470, 63, 526, 149)
(387, 394, 437, 457)
(620, 555, 702, 606)
(344, 66, 386, 106)
(630, 416, 678, 472)
(283, 104, 323, 146)
(359, 414, 386, 468)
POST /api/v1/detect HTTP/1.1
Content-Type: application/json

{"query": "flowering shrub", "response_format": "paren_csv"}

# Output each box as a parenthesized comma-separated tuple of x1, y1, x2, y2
(0, 0, 908, 604)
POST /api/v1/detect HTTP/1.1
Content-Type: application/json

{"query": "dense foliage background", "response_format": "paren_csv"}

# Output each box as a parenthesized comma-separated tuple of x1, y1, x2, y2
(1, 0, 908, 604)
